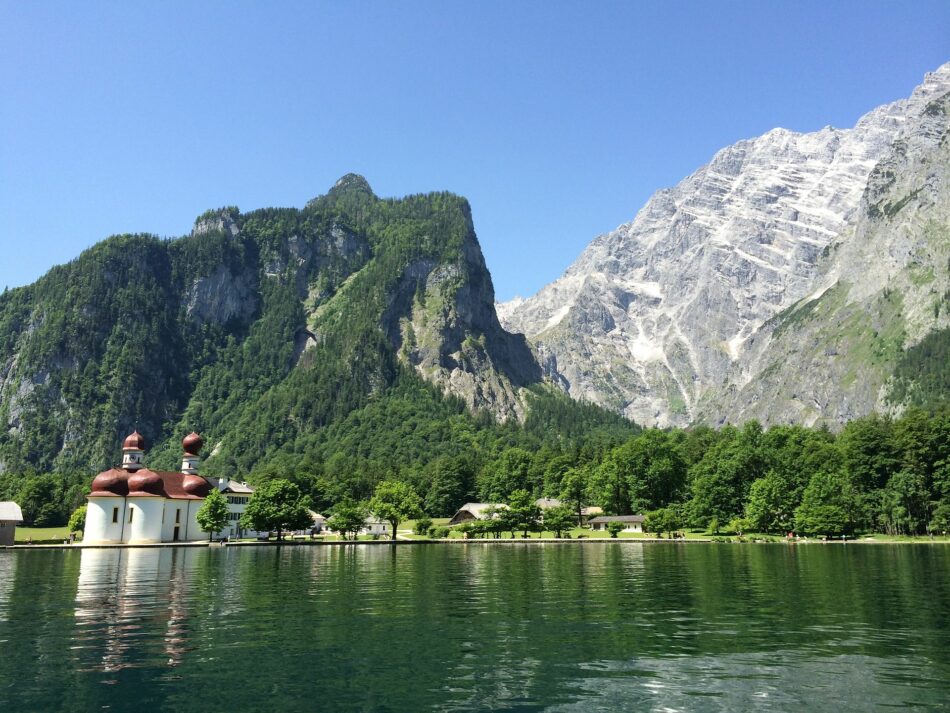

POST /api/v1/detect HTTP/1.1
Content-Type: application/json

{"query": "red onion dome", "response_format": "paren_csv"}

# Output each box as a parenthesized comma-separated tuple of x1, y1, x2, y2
(123, 431, 145, 450)
(183, 474, 211, 497)
(91, 470, 129, 496)
(128, 470, 164, 496)
(182, 432, 203, 456)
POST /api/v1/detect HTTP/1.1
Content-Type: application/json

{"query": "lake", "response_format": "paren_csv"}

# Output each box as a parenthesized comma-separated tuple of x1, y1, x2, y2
(1, 543, 948, 711)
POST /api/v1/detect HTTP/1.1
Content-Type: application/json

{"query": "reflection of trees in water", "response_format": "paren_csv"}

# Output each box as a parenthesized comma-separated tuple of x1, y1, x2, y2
(2, 544, 948, 711)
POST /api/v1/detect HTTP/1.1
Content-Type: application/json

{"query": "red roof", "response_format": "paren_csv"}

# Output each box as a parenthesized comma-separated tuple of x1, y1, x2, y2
(90, 468, 211, 500)
(182, 432, 203, 456)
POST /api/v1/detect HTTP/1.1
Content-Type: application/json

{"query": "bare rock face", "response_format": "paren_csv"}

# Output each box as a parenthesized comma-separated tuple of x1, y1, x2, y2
(500, 63, 950, 427)
(185, 264, 258, 326)
(192, 208, 241, 238)
(386, 225, 542, 421)
(700, 77, 950, 426)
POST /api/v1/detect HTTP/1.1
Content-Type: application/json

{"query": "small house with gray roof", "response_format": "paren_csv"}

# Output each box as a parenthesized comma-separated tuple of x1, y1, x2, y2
(448, 503, 506, 526)
(0, 502, 23, 546)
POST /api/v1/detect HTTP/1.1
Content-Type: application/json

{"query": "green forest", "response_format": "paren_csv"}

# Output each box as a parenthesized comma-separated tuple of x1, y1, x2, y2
(1, 175, 948, 538)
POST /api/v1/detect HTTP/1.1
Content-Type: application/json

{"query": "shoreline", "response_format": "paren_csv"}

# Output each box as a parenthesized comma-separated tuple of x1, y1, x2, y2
(4, 536, 950, 550)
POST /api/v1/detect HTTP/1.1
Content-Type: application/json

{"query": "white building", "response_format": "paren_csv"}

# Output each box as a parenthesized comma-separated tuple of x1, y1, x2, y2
(361, 517, 389, 537)
(588, 515, 645, 533)
(84, 431, 219, 545)
(206, 478, 259, 539)
(447, 502, 506, 526)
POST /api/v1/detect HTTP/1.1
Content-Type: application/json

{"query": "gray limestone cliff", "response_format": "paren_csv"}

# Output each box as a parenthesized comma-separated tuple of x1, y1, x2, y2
(499, 62, 950, 427)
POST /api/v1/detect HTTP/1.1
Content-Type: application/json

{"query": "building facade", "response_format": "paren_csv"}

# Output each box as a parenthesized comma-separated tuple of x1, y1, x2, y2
(205, 478, 259, 539)
(588, 515, 645, 533)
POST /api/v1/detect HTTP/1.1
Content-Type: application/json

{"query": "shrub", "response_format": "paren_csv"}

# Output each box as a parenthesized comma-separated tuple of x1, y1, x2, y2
(414, 516, 433, 536)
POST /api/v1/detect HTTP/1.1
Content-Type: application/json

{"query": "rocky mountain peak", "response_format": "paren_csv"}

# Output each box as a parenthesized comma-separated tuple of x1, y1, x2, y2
(499, 62, 950, 428)
(329, 173, 375, 197)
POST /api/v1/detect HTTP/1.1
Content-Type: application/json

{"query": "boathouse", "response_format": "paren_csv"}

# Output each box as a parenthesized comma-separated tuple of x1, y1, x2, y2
(0, 502, 23, 546)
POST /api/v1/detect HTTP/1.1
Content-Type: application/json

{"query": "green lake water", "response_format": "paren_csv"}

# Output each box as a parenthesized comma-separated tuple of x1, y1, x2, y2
(1, 543, 949, 712)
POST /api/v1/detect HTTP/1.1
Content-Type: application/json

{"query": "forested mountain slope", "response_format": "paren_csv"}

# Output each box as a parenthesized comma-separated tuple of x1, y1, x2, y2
(0, 175, 586, 490)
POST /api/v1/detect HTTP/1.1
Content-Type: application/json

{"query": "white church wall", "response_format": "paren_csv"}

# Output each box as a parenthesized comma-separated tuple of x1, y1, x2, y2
(128, 498, 165, 544)
(84, 497, 128, 544)
(184, 500, 202, 541)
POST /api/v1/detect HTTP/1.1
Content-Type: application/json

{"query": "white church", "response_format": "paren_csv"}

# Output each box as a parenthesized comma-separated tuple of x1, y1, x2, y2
(84, 430, 258, 544)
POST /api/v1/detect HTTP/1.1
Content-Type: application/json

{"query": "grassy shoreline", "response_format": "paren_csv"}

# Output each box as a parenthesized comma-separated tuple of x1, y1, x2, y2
(7, 525, 950, 550)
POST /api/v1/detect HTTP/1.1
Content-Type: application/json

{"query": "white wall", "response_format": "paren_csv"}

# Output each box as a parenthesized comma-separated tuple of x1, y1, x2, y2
(128, 498, 165, 544)
(591, 522, 642, 533)
(160, 502, 190, 542)
(183, 500, 202, 541)
(360, 521, 389, 536)
(84, 497, 128, 544)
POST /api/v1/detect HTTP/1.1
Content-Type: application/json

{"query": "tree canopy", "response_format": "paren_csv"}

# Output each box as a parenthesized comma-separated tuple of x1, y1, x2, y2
(369, 480, 422, 541)
(196, 488, 230, 541)
(240, 479, 311, 540)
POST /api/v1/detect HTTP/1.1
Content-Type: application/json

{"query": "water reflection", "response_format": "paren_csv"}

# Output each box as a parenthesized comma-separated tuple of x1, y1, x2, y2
(0, 543, 947, 712)
(0, 553, 15, 624)
(74, 548, 195, 674)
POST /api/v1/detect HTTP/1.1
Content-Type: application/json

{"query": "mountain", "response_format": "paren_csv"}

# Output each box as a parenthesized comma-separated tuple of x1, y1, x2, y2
(0, 175, 553, 479)
(499, 63, 950, 427)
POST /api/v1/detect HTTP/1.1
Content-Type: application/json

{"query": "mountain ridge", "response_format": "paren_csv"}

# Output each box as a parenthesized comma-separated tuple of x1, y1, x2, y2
(499, 62, 950, 427)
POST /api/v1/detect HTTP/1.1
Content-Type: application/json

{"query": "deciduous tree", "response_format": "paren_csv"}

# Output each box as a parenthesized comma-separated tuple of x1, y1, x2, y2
(196, 489, 230, 541)
(327, 499, 368, 540)
(542, 504, 575, 538)
(240, 479, 311, 541)
(369, 480, 422, 541)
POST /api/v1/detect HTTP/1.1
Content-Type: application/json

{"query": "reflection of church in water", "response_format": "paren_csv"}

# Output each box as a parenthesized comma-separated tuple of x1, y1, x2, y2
(74, 548, 194, 672)
(84, 431, 255, 544)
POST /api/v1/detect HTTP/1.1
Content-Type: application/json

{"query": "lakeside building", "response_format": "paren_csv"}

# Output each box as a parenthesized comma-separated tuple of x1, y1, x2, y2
(535, 498, 604, 525)
(448, 502, 506, 525)
(0, 502, 23, 546)
(206, 478, 256, 539)
(361, 517, 389, 537)
(589, 515, 645, 533)
(310, 511, 326, 533)
(84, 431, 260, 544)
(450, 500, 604, 527)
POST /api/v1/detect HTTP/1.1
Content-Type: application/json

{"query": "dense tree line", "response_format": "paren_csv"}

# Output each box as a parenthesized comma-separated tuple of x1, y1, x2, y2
(224, 404, 950, 539)
(4, 397, 949, 538)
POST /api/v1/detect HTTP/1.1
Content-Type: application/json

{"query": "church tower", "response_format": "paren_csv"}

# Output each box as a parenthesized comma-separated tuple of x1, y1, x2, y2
(121, 431, 145, 471)
(180, 432, 203, 474)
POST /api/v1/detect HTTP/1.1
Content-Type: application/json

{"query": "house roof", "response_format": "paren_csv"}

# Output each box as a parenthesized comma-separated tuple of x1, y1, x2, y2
(535, 498, 561, 509)
(581, 506, 604, 516)
(219, 479, 254, 494)
(0, 502, 23, 522)
(588, 515, 645, 524)
(451, 503, 506, 520)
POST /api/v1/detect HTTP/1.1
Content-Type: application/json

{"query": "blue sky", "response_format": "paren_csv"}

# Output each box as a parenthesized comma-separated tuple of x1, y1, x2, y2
(1, 2, 948, 300)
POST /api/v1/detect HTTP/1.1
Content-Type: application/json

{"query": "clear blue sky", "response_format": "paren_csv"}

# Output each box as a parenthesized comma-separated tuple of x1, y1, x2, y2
(2, 2, 948, 300)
